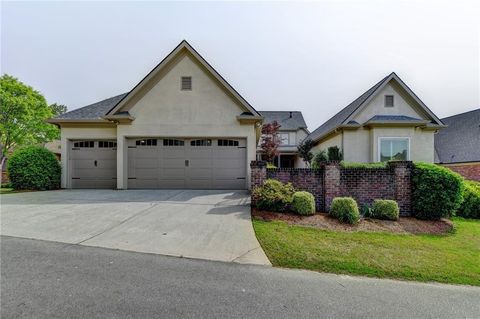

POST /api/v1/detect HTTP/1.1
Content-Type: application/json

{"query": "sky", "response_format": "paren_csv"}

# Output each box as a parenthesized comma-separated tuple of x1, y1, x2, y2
(1, 1, 479, 130)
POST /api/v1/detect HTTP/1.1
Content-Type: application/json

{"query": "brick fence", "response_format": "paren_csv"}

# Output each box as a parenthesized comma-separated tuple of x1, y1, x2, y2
(250, 160, 413, 216)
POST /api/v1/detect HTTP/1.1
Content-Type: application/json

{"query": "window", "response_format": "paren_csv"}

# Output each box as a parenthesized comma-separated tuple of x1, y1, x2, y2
(279, 133, 290, 145)
(379, 138, 409, 161)
(73, 141, 94, 148)
(98, 141, 117, 148)
(163, 139, 184, 146)
(181, 76, 192, 90)
(385, 95, 394, 107)
(136, 139, 157, 146)
(190, 139, 211, 146)
(218, 139, 239, 147)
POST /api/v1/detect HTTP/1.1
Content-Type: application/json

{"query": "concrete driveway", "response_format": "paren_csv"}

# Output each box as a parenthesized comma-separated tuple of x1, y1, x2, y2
(0, 189, 270, 265)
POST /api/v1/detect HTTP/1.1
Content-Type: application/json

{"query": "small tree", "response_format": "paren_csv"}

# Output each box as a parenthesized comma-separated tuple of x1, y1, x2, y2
(298, 138, 314, 167)
(327, 146, 343, 161)
(0, 74, 60, 156)
(260, 121, 281, 164)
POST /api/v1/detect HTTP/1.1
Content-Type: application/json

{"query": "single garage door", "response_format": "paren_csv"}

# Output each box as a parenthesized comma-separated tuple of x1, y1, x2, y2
(127, 138, 246, 189)
(70, 140, 117, 189)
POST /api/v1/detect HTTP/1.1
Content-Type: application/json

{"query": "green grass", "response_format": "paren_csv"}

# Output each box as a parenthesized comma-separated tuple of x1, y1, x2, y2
(253, 217, 480, 286)
(0, 187, 16, 194)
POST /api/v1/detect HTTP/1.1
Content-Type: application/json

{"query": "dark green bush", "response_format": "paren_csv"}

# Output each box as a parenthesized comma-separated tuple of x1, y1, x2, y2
(371, 199, 399, 221)
(360, 203, 372, 217)
(252, 179, 295, 212)
(7, 146, 61, 190)
(312, 150, 328, 168)
(330, 197, 360, 224)
(456, 181, 480, 219)
(412, 162, 464, 220)
(327, 146, 343, 161)
(291, 191, 316, 215)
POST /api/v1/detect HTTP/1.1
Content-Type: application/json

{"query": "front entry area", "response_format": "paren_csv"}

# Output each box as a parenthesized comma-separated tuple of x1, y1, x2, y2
(127, 138, 247, 189)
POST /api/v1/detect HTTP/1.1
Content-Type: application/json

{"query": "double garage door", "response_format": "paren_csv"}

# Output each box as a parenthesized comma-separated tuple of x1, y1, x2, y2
(128, 138, 246, 189)
(70, 138, 247, 189)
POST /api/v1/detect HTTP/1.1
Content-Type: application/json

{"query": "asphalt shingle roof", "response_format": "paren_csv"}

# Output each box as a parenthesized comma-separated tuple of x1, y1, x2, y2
(307, 74, 390, 142)
(258, 111, 307, 130)
(54, 93, 127, 120)
(367, 115, 424, 122)
(434, 108, 480, 163)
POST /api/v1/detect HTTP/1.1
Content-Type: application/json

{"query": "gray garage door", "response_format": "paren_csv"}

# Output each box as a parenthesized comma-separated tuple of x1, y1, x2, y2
(70, 140, 117, 189)
(127, 138, 246, 189)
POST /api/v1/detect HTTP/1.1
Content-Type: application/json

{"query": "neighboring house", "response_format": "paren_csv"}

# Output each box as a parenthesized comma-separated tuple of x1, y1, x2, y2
(307, 72, 446, 163)
(48, 40, 263, 190)
(434, 108, 480, 181)
(257, 111, 309, 168)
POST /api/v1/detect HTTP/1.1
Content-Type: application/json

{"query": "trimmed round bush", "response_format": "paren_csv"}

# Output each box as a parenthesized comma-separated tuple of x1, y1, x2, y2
(371, 199, 399, 221)
(292, 191, 316, 215)
(7, 146, 61, 190)
(252, 179, 295, 212)
(330, 197, 360, 224)
(412, 162, 464, 220)
(456, 181, 480, 219)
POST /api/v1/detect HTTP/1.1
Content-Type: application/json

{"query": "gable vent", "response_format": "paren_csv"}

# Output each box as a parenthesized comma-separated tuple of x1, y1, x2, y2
(181, 76, 192, 91)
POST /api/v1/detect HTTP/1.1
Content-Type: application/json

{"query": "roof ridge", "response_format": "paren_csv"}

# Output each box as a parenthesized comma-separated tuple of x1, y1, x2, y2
(441, 108, 480, 120)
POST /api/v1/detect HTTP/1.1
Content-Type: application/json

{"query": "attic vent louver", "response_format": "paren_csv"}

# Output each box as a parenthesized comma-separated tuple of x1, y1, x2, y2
(181, 76, 192, 91)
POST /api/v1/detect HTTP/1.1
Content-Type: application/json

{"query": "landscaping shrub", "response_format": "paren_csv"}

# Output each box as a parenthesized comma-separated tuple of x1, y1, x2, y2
(7, 146, 61, 190)
(340, 161, 387, 169)
(330, 197, 360, 224)
(291, 191, 316, 215)
(360, 203, 372, 217)
(456, 181, 480, 219)
(312, 150, 328, 168)
(412, 162, 464, 220)
(266, 163, 277, 169)
(371, 199, 399, 221)
(252, 179, 295, 212)
(327, 146, 343, 161)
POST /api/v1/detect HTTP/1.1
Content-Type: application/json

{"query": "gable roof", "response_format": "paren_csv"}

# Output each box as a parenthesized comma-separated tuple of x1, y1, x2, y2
(49, 40, 261, 124)
(307, 72, 445, 143)
(52, 93, 127, 121)
(258, 111, 307, 131)
(106, 40, 260, 118)
(434, 108, 480, 164)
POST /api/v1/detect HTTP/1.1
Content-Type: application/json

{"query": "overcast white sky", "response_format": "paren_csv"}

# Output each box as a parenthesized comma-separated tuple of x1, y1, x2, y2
(1, 1, 479, 129)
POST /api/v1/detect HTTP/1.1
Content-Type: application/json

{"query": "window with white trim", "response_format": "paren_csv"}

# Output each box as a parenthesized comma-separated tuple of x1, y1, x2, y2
(379, 138, 409, 161)
(73, 141, 94, 148)
(279, 133, 289, 145)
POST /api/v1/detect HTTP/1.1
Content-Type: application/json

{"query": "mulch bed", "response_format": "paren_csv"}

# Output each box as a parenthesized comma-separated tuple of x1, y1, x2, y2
(252, 209, 454, 235)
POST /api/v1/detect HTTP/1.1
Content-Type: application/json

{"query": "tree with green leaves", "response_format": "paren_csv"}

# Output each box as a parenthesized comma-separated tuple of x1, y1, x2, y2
(49, 103, 67, 116)
(297, 138, 315, 167)
(0, 74, 60, 156)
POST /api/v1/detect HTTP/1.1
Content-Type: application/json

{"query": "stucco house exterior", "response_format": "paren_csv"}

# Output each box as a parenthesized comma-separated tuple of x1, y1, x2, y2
(307, 72, 446, 163)
(257, 111, 308, 168)
(435, 108, 480, 181)
(48, 41, 263, 189)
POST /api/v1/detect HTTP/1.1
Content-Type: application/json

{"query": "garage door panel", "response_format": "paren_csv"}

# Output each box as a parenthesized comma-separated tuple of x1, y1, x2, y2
(128, 138, 246, 189)
(70, 141, 117, 189)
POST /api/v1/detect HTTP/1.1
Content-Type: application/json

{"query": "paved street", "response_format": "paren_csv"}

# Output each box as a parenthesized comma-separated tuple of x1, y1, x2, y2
(2, 236, 479, 319)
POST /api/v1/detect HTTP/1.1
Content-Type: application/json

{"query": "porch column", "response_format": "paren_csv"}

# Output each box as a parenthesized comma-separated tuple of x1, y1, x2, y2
(324, 161, 341, 212)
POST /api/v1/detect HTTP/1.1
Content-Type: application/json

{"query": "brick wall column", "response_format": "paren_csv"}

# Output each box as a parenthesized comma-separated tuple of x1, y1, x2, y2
(389, 161, 413, 216)
(324, 161, 341, 212)
(250, 160, 267, 189)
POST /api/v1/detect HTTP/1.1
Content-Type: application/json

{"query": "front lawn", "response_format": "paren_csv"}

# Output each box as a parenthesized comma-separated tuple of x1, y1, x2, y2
(253, 217, 480, 286)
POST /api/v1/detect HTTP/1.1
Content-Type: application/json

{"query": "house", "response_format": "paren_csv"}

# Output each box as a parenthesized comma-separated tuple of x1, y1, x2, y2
(257, 111, 308, 168)
(48, 40, 263, 189)
(434, 108, 480, 181)
(307, 72, 446, 163)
